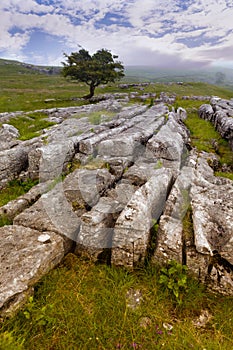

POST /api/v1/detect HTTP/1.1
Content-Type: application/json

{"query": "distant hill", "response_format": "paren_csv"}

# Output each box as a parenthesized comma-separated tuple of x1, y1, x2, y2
(124, 65, 233, 90)
(1, 58, 233, 90)
(0, 58, 61, 76)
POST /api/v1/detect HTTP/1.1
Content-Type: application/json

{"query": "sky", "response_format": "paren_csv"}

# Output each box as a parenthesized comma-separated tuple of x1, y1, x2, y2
(0, 0, 233, 69)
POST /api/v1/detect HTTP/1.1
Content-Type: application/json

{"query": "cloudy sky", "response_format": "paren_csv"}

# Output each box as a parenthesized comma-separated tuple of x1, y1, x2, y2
(1, 0, 233, 69)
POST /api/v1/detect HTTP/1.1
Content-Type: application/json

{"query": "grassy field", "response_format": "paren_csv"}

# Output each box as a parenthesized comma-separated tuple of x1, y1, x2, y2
(1, 255, 233, 350)
(1, 59, 233, 113)
(0, 60, 233, 350)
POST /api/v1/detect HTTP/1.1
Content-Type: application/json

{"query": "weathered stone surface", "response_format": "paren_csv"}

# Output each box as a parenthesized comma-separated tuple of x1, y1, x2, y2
(153, 150, 233, 295)
(13, 184, 80, 247)
(28, 140, 76, 181)
(0, 147, 28, 188)
(111, 169, 173, 268)
(75, 197, 122, 261)
(79, 113, 147, 155)
(146, 124, 184, 162)
(63, 168, 115, 208)
(189, 172, 233, 294)
(0, 225, 64, 317)
(0, 124, 20, 150)
(107, 182, 138, 206)
(153, 166, 195, 264)
(98, 116, 165, 160)
(75, 181, 138, 261)
(1, 95, 233, 313)
(122, 161, 162, 185)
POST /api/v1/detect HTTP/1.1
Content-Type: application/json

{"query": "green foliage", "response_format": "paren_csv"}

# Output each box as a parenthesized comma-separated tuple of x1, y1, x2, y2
(62, 48, 125, 98)
(8, 113, 55, 140)
(23, 296, 56, 327)
(159, 260, 188, 305)
(0, 179, 38, 207)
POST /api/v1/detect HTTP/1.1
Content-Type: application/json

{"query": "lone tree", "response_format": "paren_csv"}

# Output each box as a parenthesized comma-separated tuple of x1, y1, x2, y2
(62, 48, 124, 99)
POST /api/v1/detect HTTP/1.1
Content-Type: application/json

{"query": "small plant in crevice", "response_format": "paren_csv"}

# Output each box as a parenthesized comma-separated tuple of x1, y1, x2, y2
(154, 159, 163, 169)
(159, 260, 188, 305)
(144, 219, 159, 266)
(22, 296, 56, 327)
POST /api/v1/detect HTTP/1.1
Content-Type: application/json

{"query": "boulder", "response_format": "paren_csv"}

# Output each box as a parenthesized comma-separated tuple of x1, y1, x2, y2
(62, 168, 115, 209)
(28, 140, 76, 181)
(146, 124, 184, 162)
(153, 150, 233, 295)
(0, 123, 20, 150)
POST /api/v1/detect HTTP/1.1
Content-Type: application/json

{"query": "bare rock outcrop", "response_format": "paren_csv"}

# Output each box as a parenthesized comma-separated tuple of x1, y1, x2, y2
(1, 96, 233, 317)
(199, 97, 233, 150)
(153, 151, 233, 295)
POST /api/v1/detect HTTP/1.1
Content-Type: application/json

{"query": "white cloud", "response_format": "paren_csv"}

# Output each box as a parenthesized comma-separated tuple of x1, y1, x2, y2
(0, 0, 53, 13)
(0, 0, 233, 68)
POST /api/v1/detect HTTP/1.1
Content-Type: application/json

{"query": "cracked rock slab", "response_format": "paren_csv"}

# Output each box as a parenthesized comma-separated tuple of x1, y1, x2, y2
(0, 225, 64, 317)
(111, 169, 173, 268)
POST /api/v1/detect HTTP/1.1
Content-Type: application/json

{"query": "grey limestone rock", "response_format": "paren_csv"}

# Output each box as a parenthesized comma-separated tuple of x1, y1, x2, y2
(13, 184, 80, 247)
(63, 167, 115, 208)
(111, 169, 173, 268)
(75, 197, 122, 261)
(0, 225, 64, 317)
(29, 140, 76, 182)
(153, 166, 195, 264)
(0, 124, 20, 150)
(0, 147, 28, 188)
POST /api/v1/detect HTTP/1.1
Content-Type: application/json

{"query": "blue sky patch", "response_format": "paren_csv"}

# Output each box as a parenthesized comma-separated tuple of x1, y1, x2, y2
(95, 12, 133, 29)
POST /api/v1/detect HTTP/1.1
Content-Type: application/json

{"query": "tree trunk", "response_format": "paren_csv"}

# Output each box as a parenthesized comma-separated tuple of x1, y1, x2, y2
(83, 83, 95, 99)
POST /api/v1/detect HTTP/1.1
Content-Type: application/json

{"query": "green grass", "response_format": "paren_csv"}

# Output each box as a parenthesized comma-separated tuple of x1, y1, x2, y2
(0, 179, 38, 207)
(214, 172, 233, 181)
(183, 111, 233, 171)
(5, 113, 56, 140)
(1, 254, 232, 350)
(1, 59, 233, 114)
(0, 216, 12, 227)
